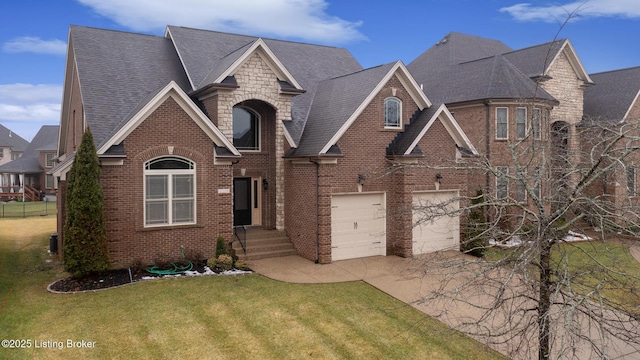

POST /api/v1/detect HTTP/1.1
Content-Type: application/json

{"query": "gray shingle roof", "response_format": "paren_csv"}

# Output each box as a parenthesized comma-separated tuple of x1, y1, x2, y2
(0, 124, 29, 152)
(387, 105, 439, 156)
(0, 125, 59, 173)
(166, 26, 362, 145)
(287, 63, 396, 157)
(408, 32, 556, 106)
(70, 26, 191, 149)
(584, 66, 640, 124)
(410, 32, 512, 69)
(71, 26, 362, 151)
(502, 40, 565, 78)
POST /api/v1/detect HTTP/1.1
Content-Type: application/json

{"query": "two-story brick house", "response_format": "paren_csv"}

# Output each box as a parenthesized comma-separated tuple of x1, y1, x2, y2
(408, 33, 593, 216)
(54, 26, 477, 268)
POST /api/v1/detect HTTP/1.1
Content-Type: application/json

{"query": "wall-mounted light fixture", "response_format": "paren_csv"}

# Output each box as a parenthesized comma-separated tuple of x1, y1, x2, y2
(435, 173, 443, 184)
(358, 174, 366, 185)
(262, 178, 268, 190)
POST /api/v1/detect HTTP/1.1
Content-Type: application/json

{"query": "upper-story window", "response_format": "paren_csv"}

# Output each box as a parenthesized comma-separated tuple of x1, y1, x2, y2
(496, 108, 508, 139)
(45, 153, 55, 168)
(533, 108, 542, 140)
(233, 107, 260, 151)
(144, 156, 195, 227)
(516, 108, 526, 139)
(0, 148, 3, 158)
(384, 97, 402, 128)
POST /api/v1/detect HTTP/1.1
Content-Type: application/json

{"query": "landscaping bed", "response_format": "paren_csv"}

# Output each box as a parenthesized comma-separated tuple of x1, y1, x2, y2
(48, 260, 251, 293)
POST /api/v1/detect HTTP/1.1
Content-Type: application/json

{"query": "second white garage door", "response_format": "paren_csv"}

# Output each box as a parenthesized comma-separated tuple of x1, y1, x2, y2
(331, 192, 386, 261)
(412, 191, 460, 254)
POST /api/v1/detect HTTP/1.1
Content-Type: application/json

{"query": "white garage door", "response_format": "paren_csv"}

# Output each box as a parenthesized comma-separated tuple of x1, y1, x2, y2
(331, 193, 386, 261)
(412, 191, 460, 254)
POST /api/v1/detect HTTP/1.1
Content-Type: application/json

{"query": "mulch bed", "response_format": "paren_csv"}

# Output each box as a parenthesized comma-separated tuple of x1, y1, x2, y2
(48, 261, 245, 293)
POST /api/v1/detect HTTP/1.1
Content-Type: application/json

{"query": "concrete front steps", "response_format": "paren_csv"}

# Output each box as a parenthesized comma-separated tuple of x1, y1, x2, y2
(232, 227, 298, 261)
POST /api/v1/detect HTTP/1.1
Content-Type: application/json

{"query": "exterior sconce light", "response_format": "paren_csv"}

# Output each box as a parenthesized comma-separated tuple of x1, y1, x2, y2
(435, 173, 443, 184)
(262, 178, 268, 190)
(358, 174, 366, 185)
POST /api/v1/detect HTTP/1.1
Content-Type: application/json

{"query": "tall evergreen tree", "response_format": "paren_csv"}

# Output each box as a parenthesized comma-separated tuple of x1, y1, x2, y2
(63, 128, 109, 276)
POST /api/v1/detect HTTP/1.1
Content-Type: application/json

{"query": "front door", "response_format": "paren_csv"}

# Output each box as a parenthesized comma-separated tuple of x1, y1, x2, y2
(233, 178, 252, 226)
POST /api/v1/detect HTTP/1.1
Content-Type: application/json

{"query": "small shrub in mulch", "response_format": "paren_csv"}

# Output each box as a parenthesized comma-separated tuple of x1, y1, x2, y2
(48, 260, 251, 293)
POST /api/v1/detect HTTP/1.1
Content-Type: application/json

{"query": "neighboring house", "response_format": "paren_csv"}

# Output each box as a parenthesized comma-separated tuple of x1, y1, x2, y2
(54, 26, 476, 268)
(581, 66, 640, 216)
(0, 125, 58, 201)
(408, 33, 593, 214)
(0, 124, 29, 166)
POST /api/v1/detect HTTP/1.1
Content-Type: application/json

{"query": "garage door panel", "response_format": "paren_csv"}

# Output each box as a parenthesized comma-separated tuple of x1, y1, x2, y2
(331, 193, 386, 261)
(412, 191, 460, 255)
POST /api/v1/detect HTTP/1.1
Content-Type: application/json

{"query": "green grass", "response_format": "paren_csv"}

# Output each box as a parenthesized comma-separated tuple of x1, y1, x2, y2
(486, 239, 640, 315)
(0, 201, 57, 218)
(0, 216, 504, 360)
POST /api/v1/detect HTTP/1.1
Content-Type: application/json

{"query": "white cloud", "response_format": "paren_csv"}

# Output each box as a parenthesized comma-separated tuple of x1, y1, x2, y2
(2, 37, 67, 55)
(0, 104, 61, 122)
(0, 84, 62, 122)
(77, 0, 365, 44)
(501, 0, 640, 22)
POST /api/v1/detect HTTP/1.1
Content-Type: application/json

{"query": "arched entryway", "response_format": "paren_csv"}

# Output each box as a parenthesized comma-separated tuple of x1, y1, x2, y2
(232, 100, 278, 229)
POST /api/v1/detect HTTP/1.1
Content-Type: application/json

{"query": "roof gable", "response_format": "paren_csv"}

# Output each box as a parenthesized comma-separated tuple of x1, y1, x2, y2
(584, 66, 640, 123)
(319, 61, 430, 154)
(503, 39, 593, 84)
(388, 104, 477, 156)
(289, 61, 430, 157)
(69, 26, 191, 149)
(198, 38, 303, 91)
(97, 81, 239, 156)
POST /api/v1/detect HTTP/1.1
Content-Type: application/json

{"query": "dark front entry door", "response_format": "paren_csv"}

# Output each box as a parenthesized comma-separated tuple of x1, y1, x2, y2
(233, 178, 252, 226)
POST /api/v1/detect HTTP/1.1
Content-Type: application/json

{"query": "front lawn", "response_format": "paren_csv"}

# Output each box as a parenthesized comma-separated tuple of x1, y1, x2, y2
(0, 216, 503, 359)
(485, 238, 640, 315)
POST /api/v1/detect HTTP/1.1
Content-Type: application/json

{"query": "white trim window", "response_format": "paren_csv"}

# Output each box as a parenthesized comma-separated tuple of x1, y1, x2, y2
(384, 97, 402, 128)
(45, 153, 55, 168)
(516, 108, 526, 139)
(496, 108, 508, 139)
(144, 156, 195, 227)
(533, 108, 542, 140)
(627, 165, 636, 196)
(496, 166, 508, 199)
(45, 174, 54, 189)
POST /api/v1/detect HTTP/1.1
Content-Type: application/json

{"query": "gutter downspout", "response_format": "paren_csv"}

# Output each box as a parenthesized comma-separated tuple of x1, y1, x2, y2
(310, 159, 320, 264)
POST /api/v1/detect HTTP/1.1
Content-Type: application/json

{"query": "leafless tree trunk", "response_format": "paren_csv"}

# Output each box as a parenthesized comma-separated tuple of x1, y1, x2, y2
(405, 6, 640, 358)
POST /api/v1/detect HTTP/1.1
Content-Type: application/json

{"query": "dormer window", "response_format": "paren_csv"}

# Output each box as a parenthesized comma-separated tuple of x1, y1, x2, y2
(384, 97, 402, 128)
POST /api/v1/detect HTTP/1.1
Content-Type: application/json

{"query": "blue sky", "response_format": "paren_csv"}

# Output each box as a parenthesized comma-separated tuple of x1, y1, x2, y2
(1, 0, 639, 141)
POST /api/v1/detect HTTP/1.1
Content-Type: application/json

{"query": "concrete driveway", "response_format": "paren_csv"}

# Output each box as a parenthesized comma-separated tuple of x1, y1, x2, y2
(249, 252, 640, 360)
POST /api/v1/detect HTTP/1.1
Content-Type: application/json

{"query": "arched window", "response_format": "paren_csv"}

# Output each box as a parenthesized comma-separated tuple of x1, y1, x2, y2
(233, 107, 260, 151)
(384, 97, 402, 128)
(144, 156, 195, 226)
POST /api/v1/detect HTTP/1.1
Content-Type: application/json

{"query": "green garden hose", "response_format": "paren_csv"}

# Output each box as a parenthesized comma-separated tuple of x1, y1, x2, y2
(146, 246, 193, 275)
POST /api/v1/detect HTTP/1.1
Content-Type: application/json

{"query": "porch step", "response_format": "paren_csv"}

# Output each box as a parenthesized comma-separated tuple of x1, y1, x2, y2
(232, 228, 298, 261)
